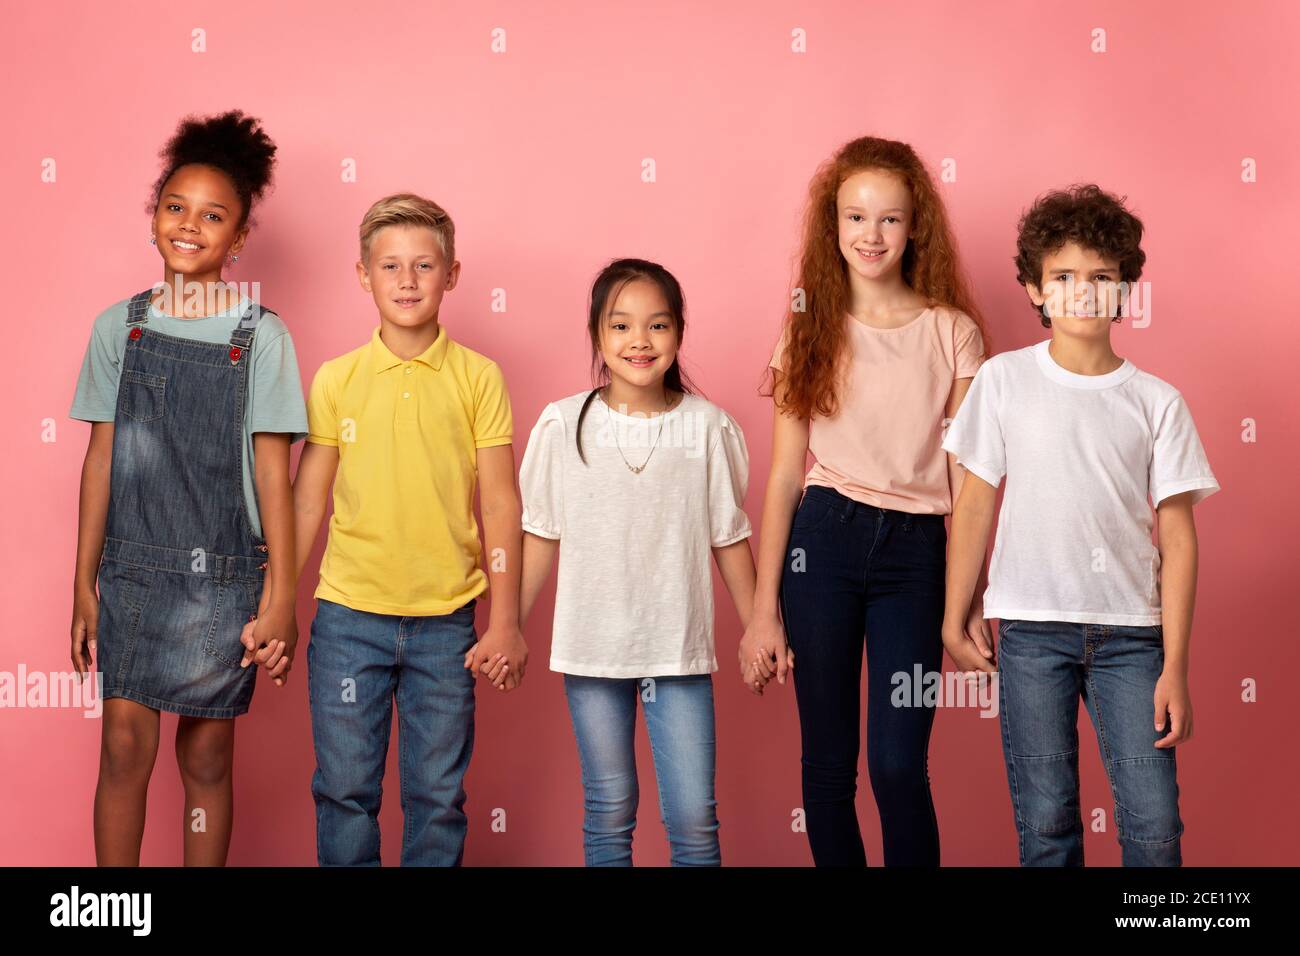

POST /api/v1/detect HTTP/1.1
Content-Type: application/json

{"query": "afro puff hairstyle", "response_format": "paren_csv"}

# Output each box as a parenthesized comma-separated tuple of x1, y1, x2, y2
(148, 110, 277, 230)
(1013, 184, 1145, 328)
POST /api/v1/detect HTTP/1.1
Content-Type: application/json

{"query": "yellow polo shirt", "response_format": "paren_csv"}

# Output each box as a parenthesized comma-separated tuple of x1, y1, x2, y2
(306, 324, 513, 615)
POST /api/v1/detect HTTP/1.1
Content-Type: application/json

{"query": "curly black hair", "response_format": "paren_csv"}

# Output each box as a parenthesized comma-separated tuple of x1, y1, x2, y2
(1014, 184, 1145, 327)
(148, 110, 277, 229)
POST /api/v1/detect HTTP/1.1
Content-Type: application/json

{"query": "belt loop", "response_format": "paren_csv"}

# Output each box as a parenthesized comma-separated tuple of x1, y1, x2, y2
(902, 513, 914, 531)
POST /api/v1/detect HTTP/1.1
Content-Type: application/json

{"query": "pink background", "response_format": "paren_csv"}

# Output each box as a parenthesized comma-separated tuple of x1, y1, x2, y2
(3, 0, 1297, 865)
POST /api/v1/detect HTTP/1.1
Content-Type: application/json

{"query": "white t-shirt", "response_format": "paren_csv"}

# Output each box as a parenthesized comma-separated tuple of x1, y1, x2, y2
(941, 340, 1219, 625)
(519, 390, 752, 677)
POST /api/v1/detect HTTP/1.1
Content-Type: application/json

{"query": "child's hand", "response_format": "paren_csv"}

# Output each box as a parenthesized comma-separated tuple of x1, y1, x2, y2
(463, 644, 510, 686)
(1154, 669, 1192, 748)
(964, 601, 995, 663)
(942, 618, 998, 676)
(465, 625, 528, 692)
(738, 614, 794, 696)
(241, 604, 299, 687)
(239, 616, 259, 668)
(70, 585, 98, 680)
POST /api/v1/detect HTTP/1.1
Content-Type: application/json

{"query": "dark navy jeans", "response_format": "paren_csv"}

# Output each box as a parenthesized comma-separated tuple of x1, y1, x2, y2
(779, 484, 945, 866)
(997, 618, 1183, 866)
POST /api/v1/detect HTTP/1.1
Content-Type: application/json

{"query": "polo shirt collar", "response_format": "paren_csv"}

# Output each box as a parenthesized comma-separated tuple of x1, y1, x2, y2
(371, 324, 449, 373)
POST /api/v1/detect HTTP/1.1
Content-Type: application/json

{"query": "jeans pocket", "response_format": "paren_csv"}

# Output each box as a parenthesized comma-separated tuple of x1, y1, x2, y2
(203, 577, 259, 667)
(790, 492, 834, 535)
(121, 370, 166, 423)
(96, 560, 152, 679)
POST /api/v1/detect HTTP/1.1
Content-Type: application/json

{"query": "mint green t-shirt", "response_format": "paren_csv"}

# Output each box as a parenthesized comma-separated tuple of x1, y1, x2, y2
(70, 294, 309, 539)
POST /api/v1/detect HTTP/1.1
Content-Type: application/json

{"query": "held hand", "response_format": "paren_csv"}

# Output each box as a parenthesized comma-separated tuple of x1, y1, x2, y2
(463, 644, 510, 687)
(1154, 669, 1192, 748)
(738, 613, 795, 696)
(942, 618, 997, 676)
(239, 574, 277, 668)
(239, 616, 258, 667)
(466, 625, 528, 692)
(71, 585, 98, 680)
(965, 600, 995, 663)
(242, 604, 299, 687)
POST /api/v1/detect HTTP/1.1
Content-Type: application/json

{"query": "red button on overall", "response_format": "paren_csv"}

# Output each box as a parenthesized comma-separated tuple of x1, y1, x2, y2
(129, 327, 142, 340)
(229, 346, 242, 363)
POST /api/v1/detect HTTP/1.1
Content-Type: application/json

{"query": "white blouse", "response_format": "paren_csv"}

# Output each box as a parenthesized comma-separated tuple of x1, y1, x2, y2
(519, 390, 752, 677)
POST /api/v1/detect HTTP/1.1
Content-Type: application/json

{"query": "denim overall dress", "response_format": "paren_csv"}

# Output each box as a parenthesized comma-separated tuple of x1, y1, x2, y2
(95, 288, 269, 718)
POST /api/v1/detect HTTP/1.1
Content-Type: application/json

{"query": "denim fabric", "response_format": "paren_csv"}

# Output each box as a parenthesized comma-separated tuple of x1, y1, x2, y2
(997, 618, 1183, 866)
(779, 484, 946, 866)
(95, 288, 267, 719)
(563, 673, 720, 866)
(308, 596, 478, 866)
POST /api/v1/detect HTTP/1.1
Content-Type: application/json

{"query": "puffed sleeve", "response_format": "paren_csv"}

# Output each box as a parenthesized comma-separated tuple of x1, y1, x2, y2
(519, 403, 566, 540)
(706, 411, 753, 547)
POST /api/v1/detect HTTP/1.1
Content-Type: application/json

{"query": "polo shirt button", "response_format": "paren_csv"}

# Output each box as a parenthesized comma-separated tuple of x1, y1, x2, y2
(405, 367, 413, 374)
(403, 392, 410, 399)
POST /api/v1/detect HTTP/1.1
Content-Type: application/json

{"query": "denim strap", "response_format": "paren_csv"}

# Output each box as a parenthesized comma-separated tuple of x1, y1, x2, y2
(228, 300, 264, 350)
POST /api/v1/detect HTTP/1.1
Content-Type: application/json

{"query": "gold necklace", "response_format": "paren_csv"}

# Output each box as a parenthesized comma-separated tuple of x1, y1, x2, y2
(603, 389, 678, 474)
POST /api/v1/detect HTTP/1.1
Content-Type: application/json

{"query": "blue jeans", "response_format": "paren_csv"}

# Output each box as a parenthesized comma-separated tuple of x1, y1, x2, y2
(563, 673, 720, 866)
(778, 485, 946, 866)
(307, 597, 477, 866)
(997, 619, 1183, 866)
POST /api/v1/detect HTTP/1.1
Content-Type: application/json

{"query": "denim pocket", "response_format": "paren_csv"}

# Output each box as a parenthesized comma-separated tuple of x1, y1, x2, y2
(790, 492, 835, 534)
(121, 369, 166, 423)
(96, 559, 153, 679)
(203, 577, 259, 667)
(1120, 623, 1164, 641)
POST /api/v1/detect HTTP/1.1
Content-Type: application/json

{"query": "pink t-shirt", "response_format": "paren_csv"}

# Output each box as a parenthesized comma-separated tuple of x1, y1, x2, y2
(770, 306, 985, 515)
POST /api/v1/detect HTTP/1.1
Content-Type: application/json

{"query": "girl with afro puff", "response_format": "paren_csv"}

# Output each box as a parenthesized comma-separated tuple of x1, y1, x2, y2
(69, 111, 308, 865)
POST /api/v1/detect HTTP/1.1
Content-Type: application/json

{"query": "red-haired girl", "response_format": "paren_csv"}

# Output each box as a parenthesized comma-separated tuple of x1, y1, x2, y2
(742, 136, 990, 866)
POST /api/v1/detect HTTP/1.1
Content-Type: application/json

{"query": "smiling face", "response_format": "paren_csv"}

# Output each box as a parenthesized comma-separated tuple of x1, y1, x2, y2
(599, 278, 680, 390)
(151, 164, 247, 278)
(1028, 241, 1123, 337)
(357, 224, 460, 328)
(836, 168, 914, 281)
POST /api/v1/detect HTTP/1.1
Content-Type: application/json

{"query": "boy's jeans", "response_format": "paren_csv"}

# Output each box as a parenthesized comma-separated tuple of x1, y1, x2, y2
(307, 597, 477, 866)
(997, 619, 1183, 867)
(563, 673, 720, 866)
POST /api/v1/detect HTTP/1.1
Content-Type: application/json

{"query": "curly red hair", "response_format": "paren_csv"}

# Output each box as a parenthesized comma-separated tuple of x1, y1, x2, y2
(765, 136, 988, 420)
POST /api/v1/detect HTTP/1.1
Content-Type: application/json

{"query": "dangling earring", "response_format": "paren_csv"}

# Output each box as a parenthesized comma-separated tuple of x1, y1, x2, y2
(231, 254, 239, 263)
(149, 236, 157, 245)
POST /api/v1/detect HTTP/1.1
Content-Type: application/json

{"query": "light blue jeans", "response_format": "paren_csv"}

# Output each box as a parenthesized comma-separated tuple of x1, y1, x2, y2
(563, 673, 720, 866)
(997, 619, 1183, 866)
(307, 597, 477, 866)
